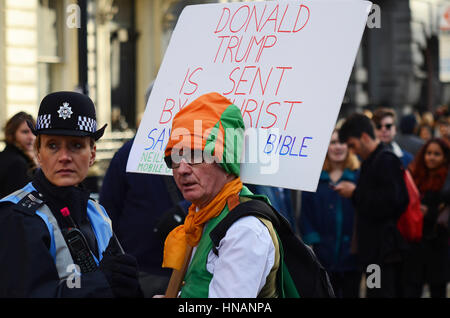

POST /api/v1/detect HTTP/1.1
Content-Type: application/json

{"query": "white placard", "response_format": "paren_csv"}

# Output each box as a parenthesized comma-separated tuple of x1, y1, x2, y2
(127, 0, 372, 192)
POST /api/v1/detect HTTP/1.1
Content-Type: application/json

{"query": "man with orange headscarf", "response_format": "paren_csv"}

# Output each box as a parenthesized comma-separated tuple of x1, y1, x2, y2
(161, 92, 279, 298)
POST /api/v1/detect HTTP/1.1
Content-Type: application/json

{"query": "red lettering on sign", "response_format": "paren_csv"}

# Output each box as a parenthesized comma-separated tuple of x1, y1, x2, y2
(235, 66, 256, 95)
(262, 102, 279, 129)
(215, 8, 231, 33)
(256, 35, 277, 63)
(260, 4, 279, 33)
(223, 66, 240, 96)
(293, 5, 310, 32)
(242, 99, 259, 127)
(214, 3, 310, 34)
(214, 36, 228, 63)
(275, 66, 292, 95)
(249, 67, 273, 96)
(277, 4, 291, 33)
(230, 5, 250, 33)
(186, 67, 203, 95)
(159, 98, 175, 124)
(179, 67, 203, 95)
(283, 100, 302, 130)
(245, 4, 267, 32)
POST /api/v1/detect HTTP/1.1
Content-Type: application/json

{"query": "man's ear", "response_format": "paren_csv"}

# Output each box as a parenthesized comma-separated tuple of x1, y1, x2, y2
(360, 132, 372, 142)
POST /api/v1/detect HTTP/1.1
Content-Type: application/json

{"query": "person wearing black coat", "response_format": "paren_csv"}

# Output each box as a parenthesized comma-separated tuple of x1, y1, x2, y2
(337, 113, 409, 298)
(0, 112, 37, 198)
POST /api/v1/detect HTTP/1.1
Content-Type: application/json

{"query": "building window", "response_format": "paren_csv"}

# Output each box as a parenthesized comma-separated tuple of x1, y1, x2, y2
(37, 0, 63, 99)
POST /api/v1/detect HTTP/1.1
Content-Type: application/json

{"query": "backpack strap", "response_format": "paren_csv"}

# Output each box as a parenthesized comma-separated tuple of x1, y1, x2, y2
(209, 197, 335, 298)
(209, 198, 282, 298)
(209, 198, 281, 255)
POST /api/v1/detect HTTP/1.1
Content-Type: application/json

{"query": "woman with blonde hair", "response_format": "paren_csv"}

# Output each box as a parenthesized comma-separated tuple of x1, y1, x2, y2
(299, 129, 361, 297)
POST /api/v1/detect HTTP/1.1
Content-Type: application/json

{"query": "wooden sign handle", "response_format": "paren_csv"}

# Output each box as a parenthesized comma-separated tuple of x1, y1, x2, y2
(164, 245, 193, 298)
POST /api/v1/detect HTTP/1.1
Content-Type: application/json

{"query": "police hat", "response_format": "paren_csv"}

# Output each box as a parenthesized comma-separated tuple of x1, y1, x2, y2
(28, 91, 107, 141)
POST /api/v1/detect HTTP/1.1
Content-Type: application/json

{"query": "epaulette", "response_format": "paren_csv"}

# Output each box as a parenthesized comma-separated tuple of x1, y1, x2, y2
(13, 191, 45, 216)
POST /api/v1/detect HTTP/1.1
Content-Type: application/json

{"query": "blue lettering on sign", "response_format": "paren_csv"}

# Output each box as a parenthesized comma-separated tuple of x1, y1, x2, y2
(145, 128, 157, 150)
(263, 134, 276, 154)
(145, 128, 171, 151)
(275, 135, 283, 154)
(264, 134, 313, 157)
(289, 137, 298, 157)
(145, 128, 170, 151)
(299, 136, 312, 157)
(279, 135, 292, 156)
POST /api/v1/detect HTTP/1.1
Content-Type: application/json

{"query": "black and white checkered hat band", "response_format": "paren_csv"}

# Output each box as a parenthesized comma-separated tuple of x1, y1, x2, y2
(36, 114, 51, 129)
(78, 116, 97, 133)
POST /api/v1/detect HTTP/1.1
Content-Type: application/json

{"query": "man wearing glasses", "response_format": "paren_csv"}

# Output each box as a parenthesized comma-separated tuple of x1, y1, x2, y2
(158, 92, 287, 298)
(372, 107, 414, 169)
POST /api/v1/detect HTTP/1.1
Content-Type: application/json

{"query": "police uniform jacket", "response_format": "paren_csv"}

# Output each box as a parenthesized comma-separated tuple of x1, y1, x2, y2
(0, 169, 114, 297)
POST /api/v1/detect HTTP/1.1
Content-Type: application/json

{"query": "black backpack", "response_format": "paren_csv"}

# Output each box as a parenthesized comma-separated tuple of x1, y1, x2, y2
(209, 198, 335, 298)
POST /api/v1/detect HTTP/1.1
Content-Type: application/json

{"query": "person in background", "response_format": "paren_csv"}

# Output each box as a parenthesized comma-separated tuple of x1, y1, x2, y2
(337, 113, 409, 298)
(418, 123, 434, 142)
(0, 112, 37, 198)
(395, 113, 424, 156)
(372, 107, 414, 168)
(436, 117, 450, 144)
(299, 130, 361, 298)
(404, 138, 450, 298)
(418, 111, 435, 141)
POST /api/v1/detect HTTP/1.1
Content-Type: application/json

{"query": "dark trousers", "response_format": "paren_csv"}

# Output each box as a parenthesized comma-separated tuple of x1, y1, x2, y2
(138, 272, 170, 298)
(329, 271, 362, 298)
(402, 238, 448, 298)
(403, 282, 447, 298)
(365, 262, 403, 298)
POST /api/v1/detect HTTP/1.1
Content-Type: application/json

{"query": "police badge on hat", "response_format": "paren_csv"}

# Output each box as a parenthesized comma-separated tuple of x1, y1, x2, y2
(58, 102, 73, 120)
(27, 91, 107, 141)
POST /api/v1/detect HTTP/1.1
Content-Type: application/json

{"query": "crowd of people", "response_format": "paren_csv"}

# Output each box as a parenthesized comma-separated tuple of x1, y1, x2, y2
(0, 90, 449, 298)
(300, 107, 450, 298)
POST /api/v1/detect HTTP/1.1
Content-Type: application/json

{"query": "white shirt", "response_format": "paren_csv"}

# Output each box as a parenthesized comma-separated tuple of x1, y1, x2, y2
(191, 215, 275, 298)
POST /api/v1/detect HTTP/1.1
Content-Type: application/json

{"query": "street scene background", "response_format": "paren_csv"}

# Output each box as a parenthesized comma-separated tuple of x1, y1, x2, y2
(0, 0, 449, 298)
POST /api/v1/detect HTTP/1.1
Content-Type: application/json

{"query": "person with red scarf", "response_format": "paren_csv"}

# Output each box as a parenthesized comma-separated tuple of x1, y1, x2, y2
(405, 138, 450, 297)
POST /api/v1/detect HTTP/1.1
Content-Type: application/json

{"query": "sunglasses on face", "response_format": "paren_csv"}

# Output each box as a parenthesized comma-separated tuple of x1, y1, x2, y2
(376, 123, 394, 130)
(166, 150, 205, 169)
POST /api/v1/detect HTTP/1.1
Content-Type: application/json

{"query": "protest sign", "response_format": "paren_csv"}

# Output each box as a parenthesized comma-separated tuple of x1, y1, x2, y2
(126, 0, 372, 192)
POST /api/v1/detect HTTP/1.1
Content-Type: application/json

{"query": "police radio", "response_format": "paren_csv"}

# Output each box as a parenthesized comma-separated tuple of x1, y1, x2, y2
(60, 207, 97, 273)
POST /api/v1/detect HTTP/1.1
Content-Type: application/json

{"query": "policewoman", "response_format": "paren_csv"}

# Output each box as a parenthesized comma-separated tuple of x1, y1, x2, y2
(0, 91, 142, 297)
